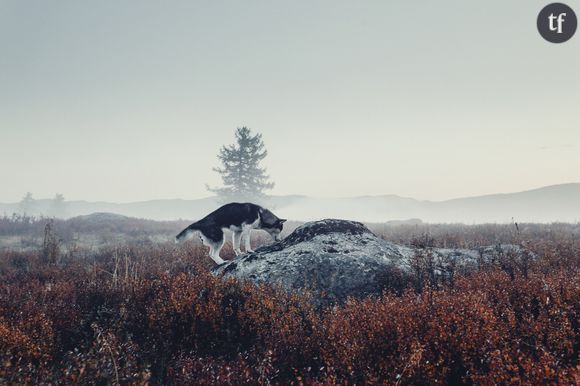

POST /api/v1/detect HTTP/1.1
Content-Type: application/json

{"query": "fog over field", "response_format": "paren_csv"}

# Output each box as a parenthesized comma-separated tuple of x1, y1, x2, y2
(1, 1, 579, 211)
(1, 184, 579, 223)
(1, 2, 579, 383)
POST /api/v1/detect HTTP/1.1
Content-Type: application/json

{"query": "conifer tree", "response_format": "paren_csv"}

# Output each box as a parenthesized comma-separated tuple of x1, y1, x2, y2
(208, 127, 274, 202)
(49, 193, 66, 218)
(19, 192, 35, 215)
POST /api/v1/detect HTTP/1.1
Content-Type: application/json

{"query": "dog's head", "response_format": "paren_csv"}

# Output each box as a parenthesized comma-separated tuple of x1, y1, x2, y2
(260, 209, 287, 241)
(263, 218, 287, 241)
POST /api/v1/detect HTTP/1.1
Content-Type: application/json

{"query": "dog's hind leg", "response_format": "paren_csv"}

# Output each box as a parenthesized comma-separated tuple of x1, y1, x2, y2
(200, 229, 225, 265)
(232, 231, 243, 256)
(210, 238, 225, 265)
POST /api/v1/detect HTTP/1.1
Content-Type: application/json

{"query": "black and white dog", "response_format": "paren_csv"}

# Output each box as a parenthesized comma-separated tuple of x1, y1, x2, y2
(175, 202, 286, 264)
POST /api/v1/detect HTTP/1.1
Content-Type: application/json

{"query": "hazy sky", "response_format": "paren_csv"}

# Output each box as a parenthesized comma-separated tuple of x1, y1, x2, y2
(1, 1, 579, 203)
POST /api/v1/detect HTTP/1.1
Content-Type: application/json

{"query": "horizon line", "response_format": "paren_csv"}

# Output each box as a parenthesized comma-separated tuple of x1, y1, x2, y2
(1, 182, 578, 205)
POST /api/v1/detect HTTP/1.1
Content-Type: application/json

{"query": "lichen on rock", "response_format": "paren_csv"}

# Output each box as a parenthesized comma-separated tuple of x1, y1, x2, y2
(213, 219, 531, 304)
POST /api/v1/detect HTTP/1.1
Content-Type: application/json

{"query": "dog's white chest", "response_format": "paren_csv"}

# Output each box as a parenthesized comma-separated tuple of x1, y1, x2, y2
(244, 217, 261, 230)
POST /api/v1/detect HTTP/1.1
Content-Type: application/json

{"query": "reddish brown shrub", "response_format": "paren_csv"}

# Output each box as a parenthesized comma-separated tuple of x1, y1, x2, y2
(0, 230, 578, 384)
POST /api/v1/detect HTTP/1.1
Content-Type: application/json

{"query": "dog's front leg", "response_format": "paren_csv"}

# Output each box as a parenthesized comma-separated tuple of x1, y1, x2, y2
(232, 231, 243, 256)
(243, 230, 254, 253)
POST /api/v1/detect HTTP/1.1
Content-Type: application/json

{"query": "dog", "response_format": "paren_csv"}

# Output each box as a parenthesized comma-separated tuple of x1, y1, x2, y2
(175, 202, 286, 265)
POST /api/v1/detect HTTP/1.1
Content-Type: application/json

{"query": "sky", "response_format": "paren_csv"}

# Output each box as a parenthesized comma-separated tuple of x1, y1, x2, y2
(1, 0, 579, 203)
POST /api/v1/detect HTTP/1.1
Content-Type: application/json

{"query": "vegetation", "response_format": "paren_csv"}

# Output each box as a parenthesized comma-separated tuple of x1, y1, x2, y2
(208, 127, 275, 202)
(14, 193, 67, 218)
(0, 218, 578, 384)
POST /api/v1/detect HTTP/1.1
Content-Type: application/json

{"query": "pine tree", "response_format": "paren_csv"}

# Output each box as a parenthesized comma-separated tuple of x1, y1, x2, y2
(49, 193, 66, 218)
(208, 127, 274, 202)
(19, 192, 35, 215)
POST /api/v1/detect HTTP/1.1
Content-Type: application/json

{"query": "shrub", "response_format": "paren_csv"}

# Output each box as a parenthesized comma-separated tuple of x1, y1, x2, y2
(0, 224, 578, 384)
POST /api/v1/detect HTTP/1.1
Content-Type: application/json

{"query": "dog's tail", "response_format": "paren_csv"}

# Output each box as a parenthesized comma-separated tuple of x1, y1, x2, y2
(175, 222, 201, 243)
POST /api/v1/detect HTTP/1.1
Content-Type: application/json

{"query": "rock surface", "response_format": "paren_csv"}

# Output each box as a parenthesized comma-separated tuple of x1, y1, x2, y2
(214, 219, 529, 303)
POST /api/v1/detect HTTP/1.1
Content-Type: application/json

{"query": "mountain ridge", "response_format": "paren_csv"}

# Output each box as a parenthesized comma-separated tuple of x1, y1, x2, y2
(1, 183, 578, 224)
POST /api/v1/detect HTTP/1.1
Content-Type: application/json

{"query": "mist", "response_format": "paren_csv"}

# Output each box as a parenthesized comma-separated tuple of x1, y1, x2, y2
(1, 183, 579, 223)
(1, 0, 579, 220)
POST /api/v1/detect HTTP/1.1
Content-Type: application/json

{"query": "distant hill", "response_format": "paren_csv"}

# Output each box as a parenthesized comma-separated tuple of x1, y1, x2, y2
(1, 183, 578, 223)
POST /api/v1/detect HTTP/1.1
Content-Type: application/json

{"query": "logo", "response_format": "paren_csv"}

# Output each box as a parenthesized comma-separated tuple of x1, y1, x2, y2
(537, 3, 577, 43)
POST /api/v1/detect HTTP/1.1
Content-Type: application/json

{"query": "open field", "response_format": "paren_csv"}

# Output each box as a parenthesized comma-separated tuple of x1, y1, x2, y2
(0, 214, 578, 384)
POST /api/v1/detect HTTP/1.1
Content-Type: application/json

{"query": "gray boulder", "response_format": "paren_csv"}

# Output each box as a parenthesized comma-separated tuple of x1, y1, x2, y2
(214, 219, 529, 303)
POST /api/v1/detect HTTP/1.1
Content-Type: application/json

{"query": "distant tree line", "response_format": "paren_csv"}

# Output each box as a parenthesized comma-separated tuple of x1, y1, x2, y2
(17, 192, 67, 218)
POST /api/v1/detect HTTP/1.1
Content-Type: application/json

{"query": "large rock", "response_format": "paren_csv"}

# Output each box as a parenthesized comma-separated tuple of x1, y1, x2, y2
(214, 219, 529, 303)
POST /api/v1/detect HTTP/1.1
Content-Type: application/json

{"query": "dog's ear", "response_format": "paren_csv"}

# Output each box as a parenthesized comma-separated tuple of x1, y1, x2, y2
(279, 219, 287, 223)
